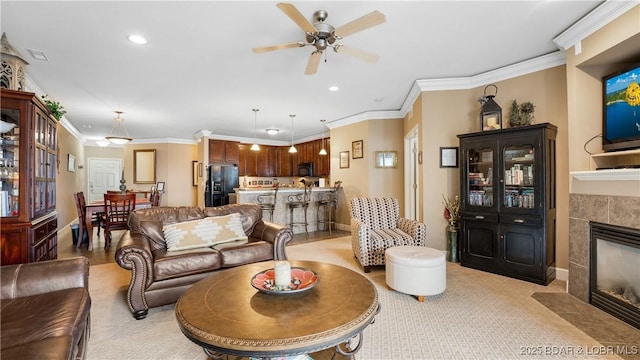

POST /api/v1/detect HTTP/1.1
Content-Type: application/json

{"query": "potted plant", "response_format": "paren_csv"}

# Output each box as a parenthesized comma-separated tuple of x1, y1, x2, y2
(442, 194, 460, 263)
(508, 100, 535, 127)
(41, 94, 66, 121)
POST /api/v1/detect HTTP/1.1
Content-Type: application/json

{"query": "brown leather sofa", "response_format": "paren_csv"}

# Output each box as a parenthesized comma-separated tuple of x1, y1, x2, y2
(1, 257, 91, 360)
(115, 204, 293, 319)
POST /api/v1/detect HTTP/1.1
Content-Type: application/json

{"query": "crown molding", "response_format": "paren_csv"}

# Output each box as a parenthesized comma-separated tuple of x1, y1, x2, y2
(553, 1, 639, 52)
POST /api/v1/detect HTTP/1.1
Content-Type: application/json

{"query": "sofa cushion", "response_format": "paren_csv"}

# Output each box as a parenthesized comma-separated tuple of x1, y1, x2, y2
(153, 249, 221, 281)
(163, 214, 248, 252)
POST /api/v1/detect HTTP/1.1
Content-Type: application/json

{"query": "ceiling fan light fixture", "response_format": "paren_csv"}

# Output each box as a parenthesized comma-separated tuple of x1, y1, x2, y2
(105, 111, 132, 144)
(251, 108, 260, 151)
(266, 129, 279, 135)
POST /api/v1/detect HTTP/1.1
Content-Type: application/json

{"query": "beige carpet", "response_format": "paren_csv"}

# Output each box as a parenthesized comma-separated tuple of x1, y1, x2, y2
(87, 237, 619, 360)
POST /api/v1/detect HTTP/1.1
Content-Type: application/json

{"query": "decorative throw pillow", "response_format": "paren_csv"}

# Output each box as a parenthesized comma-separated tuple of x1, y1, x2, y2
(163, 213, 248, 252)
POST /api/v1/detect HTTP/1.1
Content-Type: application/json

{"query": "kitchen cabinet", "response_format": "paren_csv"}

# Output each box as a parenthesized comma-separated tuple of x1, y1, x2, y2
(238, 144, 257, 177)
(1, 89, 58, 265)
(275, 147, 292, 177)
(315, 139, 330, 176)
(457, 123, 557, 285)
(257, 145, 275, 177)
(209, 140, 239, 164)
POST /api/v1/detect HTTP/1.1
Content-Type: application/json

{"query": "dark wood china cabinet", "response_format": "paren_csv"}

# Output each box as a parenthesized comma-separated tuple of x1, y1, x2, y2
(1, 89, 58, 265)
(458, 123, 557, 285)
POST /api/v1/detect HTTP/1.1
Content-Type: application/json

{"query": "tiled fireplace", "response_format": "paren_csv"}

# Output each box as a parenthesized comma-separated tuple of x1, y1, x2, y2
(569, 169, 640, 329)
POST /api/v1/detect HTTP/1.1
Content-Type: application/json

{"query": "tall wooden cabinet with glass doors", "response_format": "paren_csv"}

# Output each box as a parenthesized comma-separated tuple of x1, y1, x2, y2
(0, 89, 58, 265)
(457, 123, 557, 285)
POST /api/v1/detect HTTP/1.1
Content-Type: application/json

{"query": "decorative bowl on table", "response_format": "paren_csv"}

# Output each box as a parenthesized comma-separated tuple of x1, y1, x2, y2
(251, 267, 319, 295)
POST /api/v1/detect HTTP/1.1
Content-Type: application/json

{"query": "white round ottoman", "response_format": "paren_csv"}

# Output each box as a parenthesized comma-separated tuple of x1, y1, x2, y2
(385, 246, 446, 301)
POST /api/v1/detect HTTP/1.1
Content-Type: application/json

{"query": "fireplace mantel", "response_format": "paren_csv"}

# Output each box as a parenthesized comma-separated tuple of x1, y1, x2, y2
(570, 169, 640, 197)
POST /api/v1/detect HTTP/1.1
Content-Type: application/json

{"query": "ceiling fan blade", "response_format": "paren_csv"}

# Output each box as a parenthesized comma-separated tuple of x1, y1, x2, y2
(305, 51, 322, 75)
(277, 3, 317, 34)
(253, 42, 305, 53)
(334, 45, 379, 63)
(334, 10, 385, 38)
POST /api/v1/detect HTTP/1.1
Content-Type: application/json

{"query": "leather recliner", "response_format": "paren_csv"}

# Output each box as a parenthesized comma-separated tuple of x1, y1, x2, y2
(115, 203, 293, 319)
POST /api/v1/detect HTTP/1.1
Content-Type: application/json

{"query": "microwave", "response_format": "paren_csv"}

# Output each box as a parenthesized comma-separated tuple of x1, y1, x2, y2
(298, 162, 314, 177)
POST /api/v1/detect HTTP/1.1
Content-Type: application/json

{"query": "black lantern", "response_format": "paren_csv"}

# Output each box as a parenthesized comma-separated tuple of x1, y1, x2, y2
(480, 84, 501, 131)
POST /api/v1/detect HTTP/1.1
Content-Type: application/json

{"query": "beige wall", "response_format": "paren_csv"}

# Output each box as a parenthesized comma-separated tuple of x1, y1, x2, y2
(123, 143, 198, 207)
(415, 66, 570, 264)
(55, 138, 197, 230)
(420, 89, 470, 250)
(56, 126, 88, 229)
(330, 118, 404, 225)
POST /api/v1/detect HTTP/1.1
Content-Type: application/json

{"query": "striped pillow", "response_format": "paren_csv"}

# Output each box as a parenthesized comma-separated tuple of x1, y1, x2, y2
(163, 213, 248, 252)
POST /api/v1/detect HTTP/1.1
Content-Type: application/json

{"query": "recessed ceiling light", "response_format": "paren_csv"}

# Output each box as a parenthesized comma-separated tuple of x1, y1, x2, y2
(266, 129, 279, 135)
(128, 35, 147, 45)
(329, 86, 339, 92)
(374, 97, 384, 103)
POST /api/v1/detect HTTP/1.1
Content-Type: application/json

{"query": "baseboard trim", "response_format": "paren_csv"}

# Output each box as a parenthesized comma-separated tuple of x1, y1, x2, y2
(555, 267, 568, 282)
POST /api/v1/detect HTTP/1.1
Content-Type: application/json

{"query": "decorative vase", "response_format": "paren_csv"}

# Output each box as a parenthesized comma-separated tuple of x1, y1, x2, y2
(446, 222, 459, 263)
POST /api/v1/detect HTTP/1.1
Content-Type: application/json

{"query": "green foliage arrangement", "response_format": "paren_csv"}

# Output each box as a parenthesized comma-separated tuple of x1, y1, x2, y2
(508, 99, 535, 127)
(41, 94, 66, 121)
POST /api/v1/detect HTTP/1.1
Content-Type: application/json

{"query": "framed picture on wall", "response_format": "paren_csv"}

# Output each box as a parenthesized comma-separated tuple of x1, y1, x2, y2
(339, 151, 350, 168)
(352, 140, 363, 159)
(67, 154, 76, 172)
(440, 147, 459, 168)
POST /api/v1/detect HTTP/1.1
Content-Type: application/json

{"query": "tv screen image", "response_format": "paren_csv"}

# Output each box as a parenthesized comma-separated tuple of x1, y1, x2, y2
(603, 64, 640, 152)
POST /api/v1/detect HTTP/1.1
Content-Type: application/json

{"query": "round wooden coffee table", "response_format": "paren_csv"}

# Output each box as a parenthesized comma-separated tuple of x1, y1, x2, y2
(175, 260, 379, 359)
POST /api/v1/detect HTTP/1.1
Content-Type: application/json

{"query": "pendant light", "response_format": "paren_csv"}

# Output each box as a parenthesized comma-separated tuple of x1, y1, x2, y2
(105, 111, 132, 144)
(288, 114, 297, 153)
(250, 108, 260, 151)
(319, 119, 327, 155)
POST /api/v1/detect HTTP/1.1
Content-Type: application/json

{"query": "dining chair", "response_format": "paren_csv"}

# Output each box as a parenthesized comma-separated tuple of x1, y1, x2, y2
(101, 192, 136, 250)
(149, 189, 162, 206)
(73, 191, 102, 248)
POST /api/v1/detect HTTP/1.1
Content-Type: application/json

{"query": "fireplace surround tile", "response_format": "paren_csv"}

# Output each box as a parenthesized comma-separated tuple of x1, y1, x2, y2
(568, 261, 589, 302)
(569, 217, 589, 267)
(569, 193, 609, 223)
(609, 196, 640, 229)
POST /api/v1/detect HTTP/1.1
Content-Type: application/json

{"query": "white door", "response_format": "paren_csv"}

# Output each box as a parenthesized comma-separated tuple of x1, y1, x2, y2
(88, 158, 122, 203)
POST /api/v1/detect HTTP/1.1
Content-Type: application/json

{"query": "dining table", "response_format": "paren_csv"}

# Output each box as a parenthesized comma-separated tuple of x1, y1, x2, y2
(83, 197, 151, 251)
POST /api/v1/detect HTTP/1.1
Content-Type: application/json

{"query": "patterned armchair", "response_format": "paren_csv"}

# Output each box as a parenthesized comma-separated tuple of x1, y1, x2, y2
(350, 197, 427, 273)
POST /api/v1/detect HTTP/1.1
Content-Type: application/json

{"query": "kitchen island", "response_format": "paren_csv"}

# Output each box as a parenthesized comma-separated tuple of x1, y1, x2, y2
(235, 187, 337, 234)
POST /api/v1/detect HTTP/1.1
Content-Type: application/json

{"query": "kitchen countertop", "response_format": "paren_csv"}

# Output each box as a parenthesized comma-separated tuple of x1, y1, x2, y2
(233, 187, 335, 192)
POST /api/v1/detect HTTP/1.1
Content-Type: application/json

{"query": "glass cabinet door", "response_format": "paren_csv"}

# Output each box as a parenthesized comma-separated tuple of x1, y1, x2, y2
(0, 108, 20, 217)
(466, 146, 494, 208)
(503, 144, 535, 209)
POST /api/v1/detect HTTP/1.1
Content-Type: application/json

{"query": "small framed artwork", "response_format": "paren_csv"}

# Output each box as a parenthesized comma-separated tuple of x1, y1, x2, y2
(440, 147, 459, 168)
(352, 140, 363, 159)
(67, 154, 76, 172)
(192, 161, 198, 187)
(339, 151, 350, 168)
(375, 151, 398, 168)
(156, 182, 165, 192)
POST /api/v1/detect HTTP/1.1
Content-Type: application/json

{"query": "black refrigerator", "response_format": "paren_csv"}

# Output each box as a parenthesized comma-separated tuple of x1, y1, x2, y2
(205, 164, 239, 207)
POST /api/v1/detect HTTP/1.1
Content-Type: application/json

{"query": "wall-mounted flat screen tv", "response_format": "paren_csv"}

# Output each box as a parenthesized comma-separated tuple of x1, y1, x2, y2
(602, 63, 640, 152)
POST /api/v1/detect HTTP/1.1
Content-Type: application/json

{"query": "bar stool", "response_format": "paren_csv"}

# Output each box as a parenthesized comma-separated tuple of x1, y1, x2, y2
(287, 185, 311, 238)
(257, 187, 278, 222)
(316, 181, 341, 234)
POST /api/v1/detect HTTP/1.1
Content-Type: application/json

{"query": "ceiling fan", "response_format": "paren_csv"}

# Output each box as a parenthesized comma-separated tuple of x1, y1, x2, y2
(252, 3, 385, 75)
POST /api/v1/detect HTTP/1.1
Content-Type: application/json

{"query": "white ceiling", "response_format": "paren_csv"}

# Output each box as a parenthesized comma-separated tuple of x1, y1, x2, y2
(1, 1, 607, 146)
